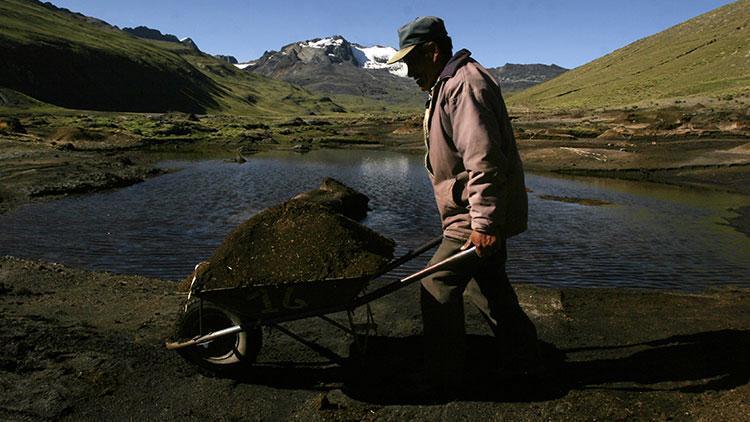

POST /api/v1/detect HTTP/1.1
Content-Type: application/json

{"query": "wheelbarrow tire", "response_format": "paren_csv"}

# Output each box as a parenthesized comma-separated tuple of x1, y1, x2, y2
(174, 301, 262, 376)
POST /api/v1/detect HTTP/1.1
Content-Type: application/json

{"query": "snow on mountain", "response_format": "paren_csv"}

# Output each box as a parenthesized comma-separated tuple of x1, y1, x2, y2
(301, 37, 345, 48)
(234, 36, 407, 77)
(352, 44, 407, 77)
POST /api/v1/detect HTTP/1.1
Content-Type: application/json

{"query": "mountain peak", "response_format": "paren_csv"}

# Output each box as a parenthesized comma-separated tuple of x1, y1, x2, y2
(239, 35, 406, 77)
(299, 35, 348, 49)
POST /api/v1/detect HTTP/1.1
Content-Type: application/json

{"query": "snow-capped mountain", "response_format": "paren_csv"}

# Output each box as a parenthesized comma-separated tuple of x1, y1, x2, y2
(236, 36, 407, 77)
(351, 44, 407, 77)
(238, 36, 420, 104)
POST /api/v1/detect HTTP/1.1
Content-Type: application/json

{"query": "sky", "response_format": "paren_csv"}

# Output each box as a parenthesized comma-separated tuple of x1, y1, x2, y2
(48, 0, 736, 69)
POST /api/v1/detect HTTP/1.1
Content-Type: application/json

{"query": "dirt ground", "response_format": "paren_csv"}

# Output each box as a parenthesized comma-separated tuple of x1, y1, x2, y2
(1, 256, 748, 421)
(1, 108, 748, 420)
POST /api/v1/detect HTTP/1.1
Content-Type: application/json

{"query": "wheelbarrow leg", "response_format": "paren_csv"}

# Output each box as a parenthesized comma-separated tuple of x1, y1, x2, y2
(270, 323, 347, 366)
(347, 304, 377, 354)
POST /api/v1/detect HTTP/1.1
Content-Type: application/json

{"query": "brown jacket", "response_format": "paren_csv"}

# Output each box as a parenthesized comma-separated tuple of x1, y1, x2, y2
(425, 49, 528, 241)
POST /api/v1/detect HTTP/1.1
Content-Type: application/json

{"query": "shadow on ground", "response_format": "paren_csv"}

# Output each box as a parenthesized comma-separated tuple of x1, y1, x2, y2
(233, 329, 750, 405)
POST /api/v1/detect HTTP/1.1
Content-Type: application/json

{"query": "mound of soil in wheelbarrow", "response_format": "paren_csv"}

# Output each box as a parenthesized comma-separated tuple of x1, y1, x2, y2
(179, 178, 394, 290)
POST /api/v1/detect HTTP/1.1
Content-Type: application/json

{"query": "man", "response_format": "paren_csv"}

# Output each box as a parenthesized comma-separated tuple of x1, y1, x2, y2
(387, 16, 540, 392)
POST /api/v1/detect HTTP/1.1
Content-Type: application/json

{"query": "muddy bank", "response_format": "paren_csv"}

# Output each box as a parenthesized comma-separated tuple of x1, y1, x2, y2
(517, 137, 750, 195)
(2, 108, 749, 216)
(538, 195, 612, 206)
(1, 256, 748, 420)
(726, 205, 750, 237)
(0, 128, 162, 214)
(0, 111, 412, 214)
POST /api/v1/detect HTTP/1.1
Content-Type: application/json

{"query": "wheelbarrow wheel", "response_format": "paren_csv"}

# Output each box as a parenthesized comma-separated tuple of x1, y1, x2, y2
(174, 301, 262, 375)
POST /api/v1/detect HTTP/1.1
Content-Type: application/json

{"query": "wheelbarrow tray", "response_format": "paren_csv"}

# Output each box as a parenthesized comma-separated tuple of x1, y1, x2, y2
(195, 276, 371, 322)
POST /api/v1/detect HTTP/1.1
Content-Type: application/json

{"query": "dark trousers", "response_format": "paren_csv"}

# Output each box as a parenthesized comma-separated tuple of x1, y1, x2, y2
(420, 237, 538, 386)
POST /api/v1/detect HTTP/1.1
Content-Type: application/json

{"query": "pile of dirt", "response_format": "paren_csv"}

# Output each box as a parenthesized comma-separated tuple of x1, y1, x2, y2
(182, 179, 394, 290)
(48, 127, 107, 143)
(46, 126, 140, 150)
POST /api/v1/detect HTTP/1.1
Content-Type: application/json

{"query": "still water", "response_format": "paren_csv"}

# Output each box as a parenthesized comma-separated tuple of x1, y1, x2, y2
(1, 149, 748, 290)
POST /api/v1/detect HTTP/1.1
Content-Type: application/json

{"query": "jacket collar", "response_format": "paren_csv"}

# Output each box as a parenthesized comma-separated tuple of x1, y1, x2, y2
(437, 49, 472, 81)
(426, 49, 473, 107)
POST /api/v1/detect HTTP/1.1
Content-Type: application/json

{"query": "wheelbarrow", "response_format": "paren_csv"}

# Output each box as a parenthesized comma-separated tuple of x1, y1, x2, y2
(166, 235, 477, 375)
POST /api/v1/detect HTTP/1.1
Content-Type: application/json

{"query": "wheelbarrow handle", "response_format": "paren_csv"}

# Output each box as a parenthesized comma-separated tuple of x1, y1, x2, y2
(399, 246, 477, 284)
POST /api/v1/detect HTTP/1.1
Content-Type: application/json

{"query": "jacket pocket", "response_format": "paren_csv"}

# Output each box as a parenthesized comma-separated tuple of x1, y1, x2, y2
(433, 178, 458, 218)
(434, 174, 470, 220)
(451, 171, 470, 207)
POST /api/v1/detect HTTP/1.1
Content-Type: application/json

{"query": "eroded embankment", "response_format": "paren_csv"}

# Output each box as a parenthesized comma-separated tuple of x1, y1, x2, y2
(2, 109, 750, 216)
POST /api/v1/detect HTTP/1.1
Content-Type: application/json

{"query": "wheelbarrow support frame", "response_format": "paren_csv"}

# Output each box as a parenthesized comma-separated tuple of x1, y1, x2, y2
(166, 236, 476, 351)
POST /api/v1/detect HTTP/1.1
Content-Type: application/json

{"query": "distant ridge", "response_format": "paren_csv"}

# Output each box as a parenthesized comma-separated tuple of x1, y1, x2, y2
(122, 26, 180, 43)
(243, 36, 569, 105)
(487, 63, 567, 92)
(509, 0, 750, 110)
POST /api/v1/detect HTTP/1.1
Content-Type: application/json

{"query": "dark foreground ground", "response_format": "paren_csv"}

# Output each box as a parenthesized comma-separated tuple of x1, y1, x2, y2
(1, 256, 748, 421)
(1, 107, 748, 420)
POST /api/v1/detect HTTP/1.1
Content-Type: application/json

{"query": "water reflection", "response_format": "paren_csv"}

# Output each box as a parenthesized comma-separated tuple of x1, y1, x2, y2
(0, 149, 748, 290)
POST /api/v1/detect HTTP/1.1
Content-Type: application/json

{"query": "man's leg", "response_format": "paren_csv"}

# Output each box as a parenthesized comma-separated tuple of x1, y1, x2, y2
(420, 237, 474, 389)
(465, 241, 540, 372)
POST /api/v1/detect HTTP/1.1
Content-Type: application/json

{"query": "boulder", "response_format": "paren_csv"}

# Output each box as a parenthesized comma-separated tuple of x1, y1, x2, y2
(291, 177, 369, 221)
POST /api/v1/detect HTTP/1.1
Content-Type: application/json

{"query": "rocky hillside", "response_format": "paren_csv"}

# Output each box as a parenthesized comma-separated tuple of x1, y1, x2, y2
(122, 26, 180, 43)
(242, 36, 423, 105)
(215, 54, 238, 64)
(509, 0, 750, 110)
(0, 0, 343, 115)
(488, 63, 567, 92)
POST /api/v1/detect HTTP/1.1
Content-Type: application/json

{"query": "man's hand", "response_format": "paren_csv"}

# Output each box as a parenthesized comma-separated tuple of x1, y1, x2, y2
(461, 230, 498, 257)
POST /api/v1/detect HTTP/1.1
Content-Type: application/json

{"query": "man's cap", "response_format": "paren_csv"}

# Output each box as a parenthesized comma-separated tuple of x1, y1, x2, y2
(387, 16, 448, 65)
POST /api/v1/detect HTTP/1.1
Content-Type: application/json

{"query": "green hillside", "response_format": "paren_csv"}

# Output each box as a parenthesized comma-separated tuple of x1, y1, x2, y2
(509, 0, 750, 110)
(0, 0, 343, 115)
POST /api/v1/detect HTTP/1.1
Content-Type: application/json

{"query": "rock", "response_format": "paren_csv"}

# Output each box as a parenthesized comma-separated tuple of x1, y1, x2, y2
(291, 177, 369, 221)
(180, 37, 200, 52)
(214, 55, 238, 64)
(279, 117, 307, 127)
(122, 26, 180, 43)
(292, 143, 311, 153)
(318, 389, 350, 410)
(226, 150, 247, 163)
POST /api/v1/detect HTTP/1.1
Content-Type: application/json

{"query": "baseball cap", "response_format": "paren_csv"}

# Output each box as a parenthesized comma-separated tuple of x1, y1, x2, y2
(386, 16, 448, 65)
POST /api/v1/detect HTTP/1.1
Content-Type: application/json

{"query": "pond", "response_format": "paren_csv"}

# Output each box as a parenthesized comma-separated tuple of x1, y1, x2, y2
(1, 149, 748, 290)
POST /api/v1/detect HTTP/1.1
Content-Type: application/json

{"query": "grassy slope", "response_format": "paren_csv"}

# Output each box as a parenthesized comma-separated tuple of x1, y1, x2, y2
(155, 40, 351, 116)
(509, 0, 750, 111)
(0, 0, 347, 115)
